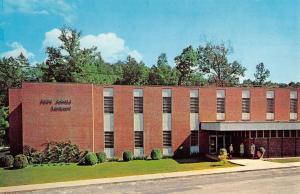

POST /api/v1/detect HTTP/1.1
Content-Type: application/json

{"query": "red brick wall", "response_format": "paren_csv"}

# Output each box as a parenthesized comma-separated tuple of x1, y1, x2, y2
(296, 138, 300, 156)
(144, 87, 163, 155)
(298, 88, 300, 121)
(114, 86, 134, 157)
(93, 86, 104, 152)
(275, 89, 290, 121)
(225, 88, 242, 121)
(21, 83, 94, 151)
(199, 130, 209, 154)
(250, 88, 267, 121)
(199, 87, 216, 122)
(172, 87, 190, 157)
(9, 89, 23, 155)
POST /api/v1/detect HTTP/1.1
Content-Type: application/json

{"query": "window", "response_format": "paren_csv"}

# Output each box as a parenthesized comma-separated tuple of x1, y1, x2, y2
(277, 130, 283, 138)
(104, 97, 114, 113)
(297, 131, 300, 138)
(290, 99, 298, 113)
(257, 130, 263, 138)
(163, 97, 172, 113)
(242, 98, 250, 113)
(191, 131, 199, 146)
(291, 130, 296, 137)
(263, 130, 270, 138)
(217, 98, 225, 113)
(245, 131, 249, 138)
(190, 97, 199, 113)
(134, 131, 143, 148)
(134, 97, 143, 113)
(250, 131, 256, 138)
(271, 130, 277, 138)
(267, 98, 274, 113)
(104, 132, 114, 148)
(163, 131, 172, 147)
(284, 130, 290, 138)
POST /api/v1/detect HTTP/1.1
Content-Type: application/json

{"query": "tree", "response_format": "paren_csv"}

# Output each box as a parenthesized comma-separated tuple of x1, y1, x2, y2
(148, 53, 179, 85)
(174, 46, 199, 85)
(117, 56, 149, 85)
(0, 107, 8, 146)
(197, 43, 246, 86)
(254, 62, 270, 86)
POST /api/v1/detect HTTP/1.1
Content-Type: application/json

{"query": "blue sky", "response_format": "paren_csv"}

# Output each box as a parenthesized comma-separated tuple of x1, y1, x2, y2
(0, 0, 299, 82)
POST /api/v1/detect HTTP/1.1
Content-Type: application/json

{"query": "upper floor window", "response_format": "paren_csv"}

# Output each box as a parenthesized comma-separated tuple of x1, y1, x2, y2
(290, 91, 298, 113)
(134, 97, 143, 113)
(242, 90, 250, 113)
(104, 97, 114, 113)
(216, 90, 225, 113)
(163, 97, 172, 113)
(190, 97, 199, 113)
(266, 91, 274, 113)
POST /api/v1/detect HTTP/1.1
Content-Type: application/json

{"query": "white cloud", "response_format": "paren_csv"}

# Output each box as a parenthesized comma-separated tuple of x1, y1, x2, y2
(1, 42, 34, 59)
(4, 0, 75, 23)
(42, 29, 143, 63)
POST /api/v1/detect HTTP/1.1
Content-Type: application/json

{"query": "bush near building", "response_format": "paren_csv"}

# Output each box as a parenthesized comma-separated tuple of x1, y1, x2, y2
(78, 152, 98, 165)
(151, 149, 162, 160)
(0, 155, 14, 168)
(96, 152, 107, 163)
(123, 151, 134, 161)
(13, 154, 28, 169)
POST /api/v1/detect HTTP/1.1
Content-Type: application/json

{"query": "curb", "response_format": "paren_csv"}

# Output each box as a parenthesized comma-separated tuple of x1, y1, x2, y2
(1, 165, 300, 193)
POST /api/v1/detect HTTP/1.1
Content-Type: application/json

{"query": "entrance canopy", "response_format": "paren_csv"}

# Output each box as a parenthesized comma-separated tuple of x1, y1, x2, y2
(201, 122, 300, 131)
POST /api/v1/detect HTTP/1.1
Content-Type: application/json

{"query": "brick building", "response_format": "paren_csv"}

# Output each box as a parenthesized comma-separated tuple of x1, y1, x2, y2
(9, 83, 300, 158)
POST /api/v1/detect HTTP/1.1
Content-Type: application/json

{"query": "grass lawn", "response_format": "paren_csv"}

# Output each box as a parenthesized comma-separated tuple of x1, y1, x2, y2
(267, 158, 300, 163)
(0, 158, 237, 187)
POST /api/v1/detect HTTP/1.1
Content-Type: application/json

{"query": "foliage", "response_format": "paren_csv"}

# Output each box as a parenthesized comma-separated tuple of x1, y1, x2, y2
(198, 43, 246, 86)
(254, 63, 270, 86)
(0, 107, 9, 146)
(123, 150, 134, 162)
(23, 145, 43, 164)
(218, 148, 228, 162)
(13, 154, 28, 169)
(80, 152, 98, 165)
(0, 155, 14, 168)
(150, 149, 162, 160)
(148, 53, 179, 85)
(96, 152, 107, 163)
(175, 46, 199, 85)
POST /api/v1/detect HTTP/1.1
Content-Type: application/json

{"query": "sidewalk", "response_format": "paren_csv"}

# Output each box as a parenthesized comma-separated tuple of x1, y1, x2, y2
(1, 159, 300, 193)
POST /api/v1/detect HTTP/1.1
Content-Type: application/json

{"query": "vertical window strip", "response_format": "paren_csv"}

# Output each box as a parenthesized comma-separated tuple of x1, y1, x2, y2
(134, 131, 143, 148)
(134, 97, 143, 113)
(242, 98, 250, 113)
(290, 99, 298, 113)
(104, 131, 114, 148)
(163, 131, 172, 147)
(104, 97, 114, 113)
(217, 98, 225, 113)
(266, 98, 274, 113)
(190, 97, 199, 113)
(191, 131, 199, 146)
(163, 97, 172, 113)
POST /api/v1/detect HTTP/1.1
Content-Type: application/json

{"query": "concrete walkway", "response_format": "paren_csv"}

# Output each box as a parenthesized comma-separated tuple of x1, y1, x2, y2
(1, 159, 300, 193)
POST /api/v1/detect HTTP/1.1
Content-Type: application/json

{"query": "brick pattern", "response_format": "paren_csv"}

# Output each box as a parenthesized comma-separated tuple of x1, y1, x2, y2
(250, 88, 267, 121)
(199, 87, 216, 122)
(93, 86, 104, 152)
(225, 88, 242, 121)
(275, 89, 290, 121)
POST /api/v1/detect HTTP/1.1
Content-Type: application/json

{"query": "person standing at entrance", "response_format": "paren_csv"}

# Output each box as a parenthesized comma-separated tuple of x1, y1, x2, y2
(239, 142, 245, 157)
(229, 144, 234, 159)
(250, 143, 256, 159)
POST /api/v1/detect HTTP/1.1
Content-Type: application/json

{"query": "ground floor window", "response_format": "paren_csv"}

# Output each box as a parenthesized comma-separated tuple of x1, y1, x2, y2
(191, 130, 199, 146)
(104, 131, 114, 148)
(163, 131, 172, 147)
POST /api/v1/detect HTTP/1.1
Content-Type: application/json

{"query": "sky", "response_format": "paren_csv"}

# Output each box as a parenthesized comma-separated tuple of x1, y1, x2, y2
(0, 0, 299, 83)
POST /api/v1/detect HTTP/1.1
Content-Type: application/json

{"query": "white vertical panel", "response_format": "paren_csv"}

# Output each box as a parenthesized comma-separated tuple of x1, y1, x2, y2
(290, 113, 298, 120)
(242, 90, 250, 98)
(103, 88, 113, 97)
(190, 113, 199, 130)
(104, 148, 114, 158)
(216, 113, 225, 120)
(163, 113, 172, 131)
(242, 113, 250, 120)
(162, 89, 172, 97)
(190, 146, 199, 154)
(266, 113, 274, 120)
(216, 90, 225, 98)
(290, 91, 297, 99)
(266, 91, 274, 98)
(134, 113, 144, 131)
(134, 148, 144, 157)
(134, 89, 143, 97)
(190, 89, 199, 97)
(163, 147, 173, 156)
(104, 114, 114, 131)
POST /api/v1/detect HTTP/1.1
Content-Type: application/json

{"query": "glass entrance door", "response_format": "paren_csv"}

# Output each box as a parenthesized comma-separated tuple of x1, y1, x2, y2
(209, 135, 225, 154)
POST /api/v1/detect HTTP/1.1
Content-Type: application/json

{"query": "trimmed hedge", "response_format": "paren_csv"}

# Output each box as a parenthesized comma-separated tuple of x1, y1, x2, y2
(96, 152, 107, 163)
(13, 154, 28, 169)
(151, 149, 162, 160)
(79, 152, 98, 165)
(0, 155, 14, 168)
(123, 151, 133, 162)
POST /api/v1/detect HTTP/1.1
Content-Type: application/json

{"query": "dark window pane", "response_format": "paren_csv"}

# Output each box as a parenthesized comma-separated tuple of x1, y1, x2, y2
(251, 131, 256, 138)
(191, 131, 199, 146)
(163, 97, 172, 113)
(163, 131, 172, 147)
(271, 130, 277, 138)
(257, 130, 263, 138)
(278, 130, 283, 137)
(134, 131, 143, 148)
(267, 98, 274, 113)
(190, 97, 199, 113)
(245, 131, 249, 138)
(104, 97, 114, 113)
(242, 98, 250, 113)
(263, 130, 270, 138)
(104, 131, 114, 148)
(290, 99, 298, 113)
(291, 130, 296, 137)
(134, 97, 143, 113)
(217, 98, 225, 113)
(284, 130, 290, 138)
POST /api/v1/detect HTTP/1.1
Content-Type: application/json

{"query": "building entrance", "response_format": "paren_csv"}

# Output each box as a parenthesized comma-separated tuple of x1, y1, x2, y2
(209, 135, 226, 155)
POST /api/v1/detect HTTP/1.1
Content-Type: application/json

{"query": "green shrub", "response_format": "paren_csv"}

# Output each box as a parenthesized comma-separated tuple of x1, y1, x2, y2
(123, 151, 133, 161)
(80, 152, 98, 165)
(151, 149, 162, 160)
(44, 141, 81, 163)
(96, 152, 107, 163)
(0, 155, 14, 168)
(13, 154, 28, 169)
